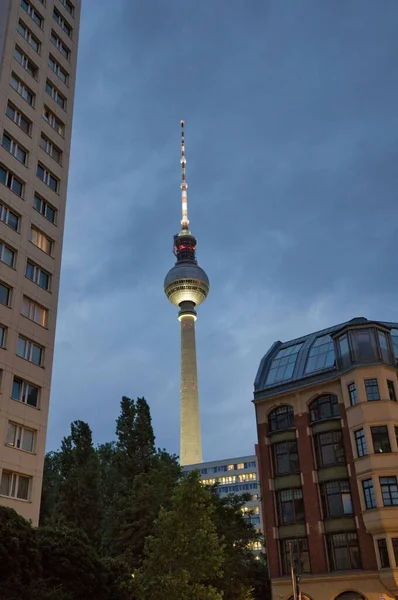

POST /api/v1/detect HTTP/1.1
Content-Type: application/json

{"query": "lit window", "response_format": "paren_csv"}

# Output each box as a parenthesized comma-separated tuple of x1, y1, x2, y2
(14, 45, 38, 78)
(6, 422, 35, 452)
(0, 241, 16, 268)
(380, 476, 398, 506)
(45, 80, 66, 110)
(0, 164, 24, 196)
(371, 426, 391, 454)
(40, 133, 62, 163)
(378, 539, 390, 568)
(48, 55, 69, 84)
(238, 472, 257, 482)
(30, 226, 53, 255)
(0, 470, 31, 500)
(36, 163, 59, 192)
(268, 405, 294, 432)
(11, 377, 39, 407)
(237, 463, 244, 470)
(354, 429, 368, 457)
(227, 464, 235, 471)
(21, 296, 48, 327)
(0, 202, 19, 232)
(309, 394, 339, 422)
(17, 21, 40, 53)
(2, 132, 28, 164)
(0, 281, 11, 306)
(387, 380, 397, 402)
(365, 378, 380, 401)
(10, 72, 35, 106)
(21, 0, 43, 28)
(53, 8, 72, 36)
(321, 480, 352, 517)
(327, 533, 361, 571)
(348, 382, 358, 406)
(50, 30, 70, 59)
(266, 343, 303, 384)
(33, 193, 57, 224)
(6, 102, 31, 135)
(362, 478, 376, 509)
(25, 260, 50, 290)
(305, 335, 335, 374)
(43, 106, 64, 136)
(16, 335, 43, 366)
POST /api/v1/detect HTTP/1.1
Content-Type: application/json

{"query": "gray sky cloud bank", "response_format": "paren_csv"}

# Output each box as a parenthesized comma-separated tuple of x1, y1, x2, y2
(49, 0, 398, 460)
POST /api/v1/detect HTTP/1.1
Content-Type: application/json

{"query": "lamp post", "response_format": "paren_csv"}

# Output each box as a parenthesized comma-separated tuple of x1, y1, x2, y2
(288, 542, 301, 600)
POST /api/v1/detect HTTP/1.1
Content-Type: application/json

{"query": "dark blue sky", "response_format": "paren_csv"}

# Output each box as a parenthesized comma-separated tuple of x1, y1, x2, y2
(48, 0, 398, 459)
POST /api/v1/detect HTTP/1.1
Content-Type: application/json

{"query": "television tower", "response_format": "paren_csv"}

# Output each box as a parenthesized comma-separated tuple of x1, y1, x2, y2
(164, 121, 210, 466)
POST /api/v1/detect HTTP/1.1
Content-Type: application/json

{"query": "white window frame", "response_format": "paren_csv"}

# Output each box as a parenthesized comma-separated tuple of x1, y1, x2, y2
(21, 0, 43, 28)
(30, 226, 53, 255)
(43, 107, 64, 136)
(0, 470, 31, 501)
(45, 80, 66, 110)
(53, 8, 72, 37)
(6, 102, 31, 136)
(40, 133, 62, 163)
(14, 45, 38, 79)
(16, 335, 44, 366)
(6, 422, 35, 453)
(48, 55, 68, 84)
(33, 193, 57, 225)
(50, 30, 70, 60)
(37, 163, 59, 193)
(2, 132, 28, 165)
(26, 260, 51, 290)
(17, 20, 41, 53)
(21, 295, 48, 327)
(11, 377, 39, 408)
(59, 0, 74, 16)
(0, 324, 6, 348)
(10, 73, 34, 106)
(0, 241, 16, 268)
(0, 201, 20, 231)
(0, 164, 24, 196)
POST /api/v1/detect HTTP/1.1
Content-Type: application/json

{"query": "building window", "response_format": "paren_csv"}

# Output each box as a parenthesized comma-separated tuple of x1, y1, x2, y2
(365, 379, 380, 401)
(266, 344, 303, 385)
(277, 489, 305, 524)
(371, 426, 391, 454)
(0, 324, 6, 348)
(377, 539, 390, 568)
(45, 80, 66, 110)
(387, 380, 397, 402)
(6, 422, 35, 452)
(37, 163, 59, 193)
(30, 226, 53, 255)
(380, 476, 398, 507)
(315, 431, 345, 467)
(280, 538, 310, 575)
(6, 102, 31, 135)
(12, 378, 39, 408)
(59, 0, 74, 16)
(53, 8, 72, 36)
(391, 329, 398, 362)
(50, 30, 70, 60)
(10, 72, 34, 106)
(309, 394, 339, 422)
(0, 471, 31, 501)
(268, 405, 294, 432)
(0, 202, 19, 232)
(304, 335, 335, 374)
(237, 463, 244, 470)
(362, 479, 376, 509)
(17, 20, 40, 53)
(48, 55, 69, 84)
(16, 335, 43, 366)
(321, 480, 352, 518)
(14, 46, 38, 79)
(348, 383, 358, 406)
(378, 331, 391, 362)
(351, 328, 378, 363)
(338, 334, 351, 368)
(327, 533, 361, 571)
(33, 193, 57, 224)
(40, 133, 62, 163)
(0, 164, 24, 197)
(0, 241, 16, 268)
(354, 428, 368, 457)
(273, 440, 299, 475)
(238, 472, 257, 482)
(2, 132, 28, 165)
(25, 260, 50, 290)
(0, 282, 11, 306)
(392, 539, 398, 567)
(43, 106, 64, 136)
(21, 0, 43, 28)
(21, 296, 48, 327)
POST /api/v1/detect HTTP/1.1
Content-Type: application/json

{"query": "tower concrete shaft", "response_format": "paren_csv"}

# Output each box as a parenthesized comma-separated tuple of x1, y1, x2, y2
(180, 310, 202, 465)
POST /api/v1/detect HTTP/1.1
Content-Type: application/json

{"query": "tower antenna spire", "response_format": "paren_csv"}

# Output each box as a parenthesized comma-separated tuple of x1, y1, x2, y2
(180, 120, 189, 230)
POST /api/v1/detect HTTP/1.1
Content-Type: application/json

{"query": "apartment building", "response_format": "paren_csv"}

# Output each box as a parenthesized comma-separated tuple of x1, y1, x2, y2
(254, 317, 398, 600)
(0, 0, 81, 524)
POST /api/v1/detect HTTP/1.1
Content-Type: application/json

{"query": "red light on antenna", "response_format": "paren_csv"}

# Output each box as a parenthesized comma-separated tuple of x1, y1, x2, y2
(180, 120, 185, 126)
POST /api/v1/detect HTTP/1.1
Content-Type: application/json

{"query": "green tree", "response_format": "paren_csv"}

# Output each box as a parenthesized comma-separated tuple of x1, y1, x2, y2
(57, 420, 102, 548)
(135, 471, 224, 600)
(40, 450, 62, 526)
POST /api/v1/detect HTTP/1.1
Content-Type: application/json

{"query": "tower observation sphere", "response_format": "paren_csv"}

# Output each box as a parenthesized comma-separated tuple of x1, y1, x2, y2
(163, 121, 209, 466)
